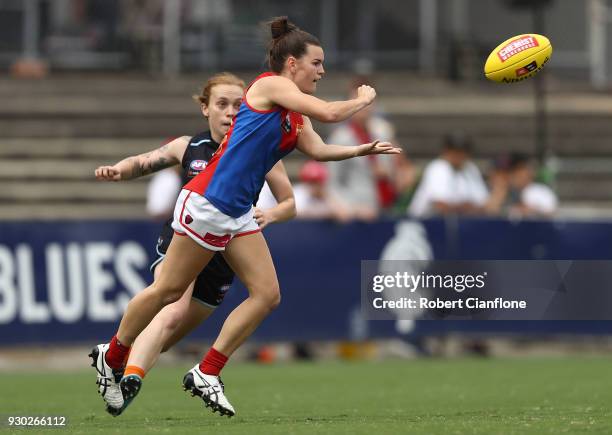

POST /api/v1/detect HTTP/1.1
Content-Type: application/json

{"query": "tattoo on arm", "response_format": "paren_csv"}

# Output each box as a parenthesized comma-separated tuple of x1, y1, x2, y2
(145, 156, 170, 174)
(136, 151, 172, 177)
(123, 144, 175, 179)
(124, 156, 143, 179)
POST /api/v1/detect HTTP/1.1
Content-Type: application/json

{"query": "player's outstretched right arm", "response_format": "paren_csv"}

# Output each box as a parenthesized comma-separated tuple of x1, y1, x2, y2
(297, 117, 401, 161)
(253, 76, 375, 123)
(94, 136, 190, 181)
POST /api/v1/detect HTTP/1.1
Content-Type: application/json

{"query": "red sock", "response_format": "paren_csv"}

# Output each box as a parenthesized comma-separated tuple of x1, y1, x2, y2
(105, 335, 131, 370)
(199, 347, 228, 376)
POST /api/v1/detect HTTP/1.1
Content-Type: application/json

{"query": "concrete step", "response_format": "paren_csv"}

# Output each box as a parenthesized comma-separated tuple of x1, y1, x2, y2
(556, 176, 612, 201)
(0, 138, 169, 158)
(8, 93, 612, 116)
(0, 115, 203, 138)
(0, 158, 130, 179)
(401, 134, 612, 158)
(0, 197, 609, 221)
(0, 72, 534, 99)
(1, 180, 147, 201)
(1, 163, 607, 204)
(0, 134, 609, 163)
(0, 202, 147, 220)
(4, 116, 612, 159)
(0, 139, 309, 176)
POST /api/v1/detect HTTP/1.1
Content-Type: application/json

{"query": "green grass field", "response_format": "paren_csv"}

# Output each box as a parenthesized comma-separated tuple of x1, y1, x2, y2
(1, 357, 611, 434)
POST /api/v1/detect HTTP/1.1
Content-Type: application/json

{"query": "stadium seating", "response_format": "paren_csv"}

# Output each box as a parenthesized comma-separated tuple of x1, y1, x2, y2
(1, 72, 611, 219)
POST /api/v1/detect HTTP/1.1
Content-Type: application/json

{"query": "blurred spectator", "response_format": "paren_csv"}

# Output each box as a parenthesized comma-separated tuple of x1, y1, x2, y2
(187, 0, 232, 25)
(327, 77, 414, 220)
(390, 155, 418, 216)
(87, 0, 120, 50)
(146, 166, 181, 221)
(255, 181, 277, 210)
(182, 0, 232, 64)
(408, 132, 489, 218)
(506, 153, 558, 218)
(294, 161, 351, 221)
(145, 136, 183, 221)
(120, 0, 164, 70)
(483, 155, 512, 216)
(257, 161, 351, 222)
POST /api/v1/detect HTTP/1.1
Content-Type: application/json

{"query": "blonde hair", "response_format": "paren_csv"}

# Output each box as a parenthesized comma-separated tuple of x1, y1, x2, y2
(193, 72, 245, 106)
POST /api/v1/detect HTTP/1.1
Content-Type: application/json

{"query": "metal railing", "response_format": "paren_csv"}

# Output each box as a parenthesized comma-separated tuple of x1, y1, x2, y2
(0, 0, 607, 86)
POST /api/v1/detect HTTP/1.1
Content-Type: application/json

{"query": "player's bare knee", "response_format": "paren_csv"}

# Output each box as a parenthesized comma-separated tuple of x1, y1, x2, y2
(254, 283, 281, 310)
(154, 284, 186, 305)
(160, 306, 184, 333)
(268, 287, 281, 310)
(270, 297, 281, 310)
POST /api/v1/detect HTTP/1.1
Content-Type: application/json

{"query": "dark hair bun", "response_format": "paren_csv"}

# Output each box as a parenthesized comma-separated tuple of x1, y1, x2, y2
(270, 16, 296, 39)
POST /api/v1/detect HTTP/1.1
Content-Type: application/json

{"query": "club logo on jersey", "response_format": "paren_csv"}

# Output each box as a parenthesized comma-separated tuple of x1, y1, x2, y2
(282, 112, 292, 133)
(184, 215, 193, 224)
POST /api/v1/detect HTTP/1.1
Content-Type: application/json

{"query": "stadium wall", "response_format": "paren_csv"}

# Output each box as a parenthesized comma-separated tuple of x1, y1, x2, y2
(1, 218, 612, 345)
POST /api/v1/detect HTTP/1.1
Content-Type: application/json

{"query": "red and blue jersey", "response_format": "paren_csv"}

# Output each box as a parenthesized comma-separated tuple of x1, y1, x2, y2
(184, 72, 303, 218)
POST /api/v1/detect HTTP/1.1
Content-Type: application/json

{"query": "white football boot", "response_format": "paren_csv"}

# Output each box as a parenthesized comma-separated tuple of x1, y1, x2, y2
(89, 343, 124, 411)
(183, 364, 235, 417)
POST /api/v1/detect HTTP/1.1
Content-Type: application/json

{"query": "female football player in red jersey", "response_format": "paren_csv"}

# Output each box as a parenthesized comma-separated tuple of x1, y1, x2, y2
(92, 72, 296, 416)
(92, 16, 401, 417)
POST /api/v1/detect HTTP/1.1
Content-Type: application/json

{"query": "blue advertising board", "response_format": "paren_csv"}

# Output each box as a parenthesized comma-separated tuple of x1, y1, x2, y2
(1, 218, 612, 345)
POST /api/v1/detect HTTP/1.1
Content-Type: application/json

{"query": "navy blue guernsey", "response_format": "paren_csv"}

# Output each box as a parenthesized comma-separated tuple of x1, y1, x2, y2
(180, 131, 217, 186)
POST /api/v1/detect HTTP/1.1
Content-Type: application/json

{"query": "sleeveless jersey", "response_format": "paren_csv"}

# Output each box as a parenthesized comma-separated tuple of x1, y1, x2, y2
(184, 72, 304, 218)
(158, 131, 233, 278)
(180, 131, 218, 186)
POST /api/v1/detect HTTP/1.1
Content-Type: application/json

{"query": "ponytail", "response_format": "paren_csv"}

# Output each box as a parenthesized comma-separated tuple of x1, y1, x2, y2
(266, 16, 321, 73)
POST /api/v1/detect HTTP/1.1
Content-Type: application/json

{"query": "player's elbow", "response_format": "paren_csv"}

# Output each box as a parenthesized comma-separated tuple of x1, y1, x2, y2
(303, 145, 330, 162)
(288, 200, 297, 220)
(320, 108, 341, 123)
(308, 112, 337, 123)
(309, 103, 341, 123)
(278, 201, 297, 222)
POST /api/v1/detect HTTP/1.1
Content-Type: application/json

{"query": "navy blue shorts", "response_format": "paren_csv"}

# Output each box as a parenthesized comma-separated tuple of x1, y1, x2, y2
(150, 223, 235, 308)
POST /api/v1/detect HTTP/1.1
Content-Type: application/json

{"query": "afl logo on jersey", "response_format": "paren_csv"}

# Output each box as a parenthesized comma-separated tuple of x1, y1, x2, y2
(187, 159, 208, 178)
(190, 160, 207, 171)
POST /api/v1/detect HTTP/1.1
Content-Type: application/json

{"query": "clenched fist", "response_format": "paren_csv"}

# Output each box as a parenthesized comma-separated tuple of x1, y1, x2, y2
(95, 166, 122, 181)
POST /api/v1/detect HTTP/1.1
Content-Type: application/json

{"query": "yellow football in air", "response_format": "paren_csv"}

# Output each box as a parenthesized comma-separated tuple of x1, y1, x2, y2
(484, 34, 552, 83)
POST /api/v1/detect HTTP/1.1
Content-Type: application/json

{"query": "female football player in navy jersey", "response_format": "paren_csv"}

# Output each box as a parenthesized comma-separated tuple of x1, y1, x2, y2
(92, 16, 401, 417)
